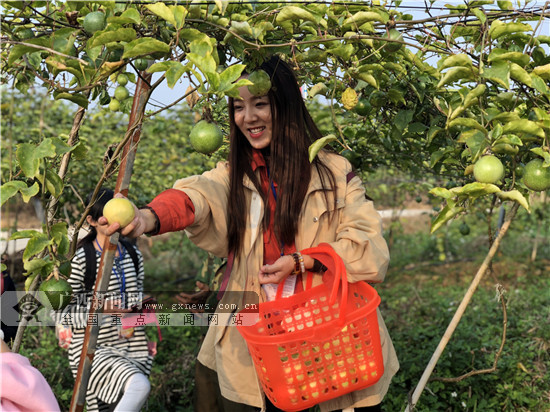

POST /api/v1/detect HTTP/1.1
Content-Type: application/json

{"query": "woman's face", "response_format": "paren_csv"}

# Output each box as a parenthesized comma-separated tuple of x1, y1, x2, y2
(233, 82, 273, 150)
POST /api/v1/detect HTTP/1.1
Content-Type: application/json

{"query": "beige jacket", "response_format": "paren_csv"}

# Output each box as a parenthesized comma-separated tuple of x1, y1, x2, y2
(172, 151, 399, 411)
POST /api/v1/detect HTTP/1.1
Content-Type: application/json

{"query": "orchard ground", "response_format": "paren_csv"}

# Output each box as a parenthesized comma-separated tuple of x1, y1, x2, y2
(3, 196, 549, 411)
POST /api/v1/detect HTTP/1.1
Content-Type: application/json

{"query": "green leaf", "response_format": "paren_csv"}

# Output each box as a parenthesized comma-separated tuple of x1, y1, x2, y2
(509, 63, 532, 87)
(437, 67, 475, 88)
(24, 258, 50, 273)
(107, 8, 141, 25)
(496, 190, 530, 212)
(329, 44, 355, 61)
(16, 143, 40, 178)
(431, 204, 465, 234)
(450, 182, 501, 198)
(145, 2, 176, 26)
(88, 27, 136, 49)
(219, 64, 246, 89)
(205, 71, 221, 91)
(7, 38, 48, 66)
(10, 230, 41, 240)
(189, 38, 214, 56)
(533, 63, 550, 81)
(472, 8, 486, 25)
(488, 49, 530, 67)
(530, 147, 550, 164)
(276, 6, 318, 25)
(44, 170, 64, 197)
(448, 118, 487, 133)
(342, 10, 386, 27)
(482, 61, 510, 89)
(1, 180, 27, 206)
(394, 110, 414, 133)
(187, 52, 217, 76)
(463, 84, 486, 108)
(23, 233, 52, 262)
(439, 53, 473, 70)
(429, 187, 454, 199)
(122, 38, 170, 59)
(50, 137, 73, 156)
(19, 182, 40, 203)
(530, 74, 549, 95)
(53, 92, 89, 109)
(503, 119, 545, 138)
(231, 21, 252, 36)
(309, 134, 337, 162)
(148, 61, 187, 88)
(489, 21, 532, 39)
(170, 5, 188, 29)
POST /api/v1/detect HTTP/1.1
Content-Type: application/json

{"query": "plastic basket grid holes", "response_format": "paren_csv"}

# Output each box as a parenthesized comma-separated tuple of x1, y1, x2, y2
(244, 283, 383, 410)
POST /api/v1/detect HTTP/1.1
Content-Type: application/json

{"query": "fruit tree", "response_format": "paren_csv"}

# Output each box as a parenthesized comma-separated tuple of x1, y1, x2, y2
(1, 0, 549, 409)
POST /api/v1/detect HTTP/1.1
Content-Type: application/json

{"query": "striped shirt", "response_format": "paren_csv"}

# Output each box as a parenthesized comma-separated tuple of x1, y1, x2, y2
(57, 244, 153, 411)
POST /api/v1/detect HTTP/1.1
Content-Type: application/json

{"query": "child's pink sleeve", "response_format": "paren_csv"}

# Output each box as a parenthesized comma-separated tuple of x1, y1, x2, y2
(1, 352, 60, 411)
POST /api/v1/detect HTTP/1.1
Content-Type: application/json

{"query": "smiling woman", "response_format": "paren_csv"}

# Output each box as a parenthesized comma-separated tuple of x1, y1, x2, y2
(100, 54, 398, 412)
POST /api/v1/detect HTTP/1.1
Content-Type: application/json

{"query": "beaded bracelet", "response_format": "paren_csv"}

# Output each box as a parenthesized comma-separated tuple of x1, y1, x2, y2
(292, 252, 305, 275)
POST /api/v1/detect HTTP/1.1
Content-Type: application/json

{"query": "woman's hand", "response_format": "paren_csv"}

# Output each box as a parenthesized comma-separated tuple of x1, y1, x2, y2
(97, 194, 156, 238)
(258, 255, 295, 285)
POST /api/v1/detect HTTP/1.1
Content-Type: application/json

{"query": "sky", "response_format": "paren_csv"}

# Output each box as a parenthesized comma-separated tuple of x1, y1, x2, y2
(136, 0, 549, 114)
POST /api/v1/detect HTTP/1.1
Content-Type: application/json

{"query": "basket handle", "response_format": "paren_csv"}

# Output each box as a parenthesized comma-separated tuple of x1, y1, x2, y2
(298, 244, 348, 326)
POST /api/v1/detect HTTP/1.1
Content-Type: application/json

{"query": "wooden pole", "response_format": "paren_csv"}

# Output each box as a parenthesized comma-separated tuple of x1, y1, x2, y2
(403, 202, 519, 412)
(69, 71, 152, 412)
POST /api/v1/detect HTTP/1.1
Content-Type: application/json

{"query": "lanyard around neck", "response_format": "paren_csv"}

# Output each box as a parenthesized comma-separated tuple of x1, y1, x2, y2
(94, 239, 126, 299)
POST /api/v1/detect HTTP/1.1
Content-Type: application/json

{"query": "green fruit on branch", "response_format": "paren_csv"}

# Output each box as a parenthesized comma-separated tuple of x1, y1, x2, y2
(109, 99, 120, 112)
(117, 73, 128, 86)
(459, 223, 470, 236)
(103, 198, 136, 228)
(134, 58, 149, 71)
(114, 86, 129, 101)
(473, 155, 504, 184)
(523, 159, 550, 191)
(39, 278, 73, 310)
(247, 70, 271, 96)
(83, 11, 106, 34)
(354, 98, 372, 116)
(190, 120, 223, 154)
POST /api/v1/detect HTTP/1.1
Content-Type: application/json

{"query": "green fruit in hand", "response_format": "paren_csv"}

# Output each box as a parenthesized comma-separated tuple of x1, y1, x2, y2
(473, 155, 504, 184)
(117, 73, 128, 86)
(114, 86, 129, 101)
(83, 11, 106, 34)
(523, 159, 550, 191)
(247, 70, 271, 96)
(103, 198, 136, 228)
(39, 278, 73, 310)
(384, 29, 404, 53)
(190, 120, 223, 154)
(459, 223, 470, 236)
(354, 99, 372, 116)
(109, 99, 120, 112)
(134, 58, 149, 71)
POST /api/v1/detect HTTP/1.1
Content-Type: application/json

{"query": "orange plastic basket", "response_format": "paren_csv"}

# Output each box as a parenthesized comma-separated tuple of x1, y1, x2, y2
(237, 244, 384, 411)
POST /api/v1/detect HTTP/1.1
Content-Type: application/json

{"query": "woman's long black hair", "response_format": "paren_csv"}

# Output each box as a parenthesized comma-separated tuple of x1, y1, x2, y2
(226, 55, 337, 255)
(77, 188, 114, 248)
